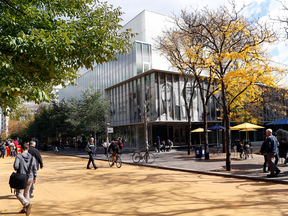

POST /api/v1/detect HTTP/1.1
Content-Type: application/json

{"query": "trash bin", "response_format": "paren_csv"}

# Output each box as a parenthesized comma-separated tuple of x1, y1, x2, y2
(195, 147, 205, 159)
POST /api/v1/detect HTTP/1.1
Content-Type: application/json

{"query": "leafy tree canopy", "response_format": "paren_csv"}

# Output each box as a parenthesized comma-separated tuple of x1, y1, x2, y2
(0, 0, 136, 113)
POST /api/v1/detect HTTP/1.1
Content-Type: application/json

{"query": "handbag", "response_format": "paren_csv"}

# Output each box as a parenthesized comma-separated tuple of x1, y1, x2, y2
(9, 155, 33, 190)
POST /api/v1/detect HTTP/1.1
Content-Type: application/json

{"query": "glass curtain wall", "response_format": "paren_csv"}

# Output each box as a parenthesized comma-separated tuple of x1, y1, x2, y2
(59, 41, 152, 101)
(108, 72, 220, 126)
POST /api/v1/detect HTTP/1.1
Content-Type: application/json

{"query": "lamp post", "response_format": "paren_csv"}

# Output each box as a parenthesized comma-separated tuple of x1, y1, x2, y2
(104, 114, 109, 143)
(143, 101, 149, 151)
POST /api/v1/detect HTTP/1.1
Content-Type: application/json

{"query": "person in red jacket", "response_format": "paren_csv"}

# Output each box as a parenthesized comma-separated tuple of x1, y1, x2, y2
(14, 140, 19, 155)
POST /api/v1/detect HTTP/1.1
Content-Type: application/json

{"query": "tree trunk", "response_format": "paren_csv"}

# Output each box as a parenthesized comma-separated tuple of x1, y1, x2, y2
(221, 82, 231, 171)
(203, 104, 209, 160)
(187, 112, 192, 155)
(225, 113, 231, 171)
(222, 117, 226, 153)
(94, 130, 97, 156)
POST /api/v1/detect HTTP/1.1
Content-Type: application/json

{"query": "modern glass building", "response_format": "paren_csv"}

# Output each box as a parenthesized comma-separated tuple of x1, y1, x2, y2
(59, 10, 227, 148)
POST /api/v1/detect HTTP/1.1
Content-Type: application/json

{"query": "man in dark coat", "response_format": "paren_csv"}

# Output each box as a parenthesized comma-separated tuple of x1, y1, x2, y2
(86, 138, 98, 169)
(28, 141, 44, 198)
(265, 129, 281, 177)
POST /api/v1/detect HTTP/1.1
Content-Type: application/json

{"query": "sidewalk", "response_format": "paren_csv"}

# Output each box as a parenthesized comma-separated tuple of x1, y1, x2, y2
(46, 147, 288, 184)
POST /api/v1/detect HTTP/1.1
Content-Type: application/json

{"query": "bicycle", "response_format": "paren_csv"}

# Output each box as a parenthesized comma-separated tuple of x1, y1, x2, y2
(132, 146, 155, 164)
(108, 152, 122, 168)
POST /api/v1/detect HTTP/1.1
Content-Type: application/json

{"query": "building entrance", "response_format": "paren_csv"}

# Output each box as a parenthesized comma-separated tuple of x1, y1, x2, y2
(152, 125, 167, 144)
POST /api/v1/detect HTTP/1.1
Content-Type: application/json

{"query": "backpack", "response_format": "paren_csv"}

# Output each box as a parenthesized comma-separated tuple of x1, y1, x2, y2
(9, 155, 33, 192)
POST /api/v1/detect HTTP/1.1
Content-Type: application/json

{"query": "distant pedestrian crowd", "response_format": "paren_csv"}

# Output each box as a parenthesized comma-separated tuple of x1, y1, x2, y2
(0, 139, 20, 158)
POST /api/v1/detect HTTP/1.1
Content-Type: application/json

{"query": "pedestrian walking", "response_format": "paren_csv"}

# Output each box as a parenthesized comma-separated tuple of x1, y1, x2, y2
(14, 140, 19, 155)
(13, 142, 37, 215)
(86, 138, 98, 170)
(28, 141, 43, 198)
(102, 139, 109, 156)
(260, 136, 268, 173)
(272, 132, 280, 167)
(6, 143, 10, 157)
(9, 141, 15, 157)
(265, 129, 281, 177)
(0, 142, 5, 158)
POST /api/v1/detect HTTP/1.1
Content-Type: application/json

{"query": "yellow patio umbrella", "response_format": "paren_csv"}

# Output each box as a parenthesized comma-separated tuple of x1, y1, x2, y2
(191, 128, 211, 145)
(230, 123, 264, 140)
(239, 129, 258, 132)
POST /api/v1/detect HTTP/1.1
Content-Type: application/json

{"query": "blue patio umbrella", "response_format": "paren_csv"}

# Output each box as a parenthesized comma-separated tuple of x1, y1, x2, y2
(266, 118, 288, 125)
(208, 125, 226, 148)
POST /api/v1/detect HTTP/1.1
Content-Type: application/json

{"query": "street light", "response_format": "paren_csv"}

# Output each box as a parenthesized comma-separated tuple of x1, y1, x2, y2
(104, 114, 109, 143)
(143, 101, 150, 151)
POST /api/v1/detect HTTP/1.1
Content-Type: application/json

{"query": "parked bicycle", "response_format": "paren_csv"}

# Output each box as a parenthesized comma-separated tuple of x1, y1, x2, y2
(108, 153, 122, 168)
(132, 145, 155, 164)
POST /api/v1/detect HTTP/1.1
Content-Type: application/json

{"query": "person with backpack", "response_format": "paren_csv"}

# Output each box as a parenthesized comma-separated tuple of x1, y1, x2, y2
(85, 137, 98, 170)
(13, 142, 37, 215)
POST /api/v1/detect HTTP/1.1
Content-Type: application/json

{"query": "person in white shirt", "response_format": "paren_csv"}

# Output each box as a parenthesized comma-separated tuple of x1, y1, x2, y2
(102, 139, 110, 156)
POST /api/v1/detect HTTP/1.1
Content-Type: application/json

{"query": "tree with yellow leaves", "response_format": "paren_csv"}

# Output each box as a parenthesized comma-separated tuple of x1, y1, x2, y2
(188, 4, 282, 170)
(156, 2, 283, 170)
(155, 26, 218, 157)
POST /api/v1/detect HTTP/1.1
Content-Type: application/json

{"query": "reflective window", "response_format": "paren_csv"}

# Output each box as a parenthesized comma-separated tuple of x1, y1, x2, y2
(133, 80, 137, 123)
(159, 73, 166, 120)
(145, 75, 150, 118)
(129, 82, 133, 123)
(136, 43, 142, 75)
(174, 75, 180, 120)
(166, 74, 173, 120)
(137, 78, 141, 122)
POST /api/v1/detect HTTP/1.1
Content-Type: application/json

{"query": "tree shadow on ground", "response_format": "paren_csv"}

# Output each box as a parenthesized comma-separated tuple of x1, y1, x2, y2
(0, 195, 15, 200)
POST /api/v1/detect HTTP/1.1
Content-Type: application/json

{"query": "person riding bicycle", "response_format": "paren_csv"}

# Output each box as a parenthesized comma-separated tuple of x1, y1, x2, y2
(107, 140, 119, 166)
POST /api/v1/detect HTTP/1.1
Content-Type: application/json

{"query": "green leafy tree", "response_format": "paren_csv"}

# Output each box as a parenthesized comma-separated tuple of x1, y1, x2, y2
(66, 86, 110, 146)
(0, 0, 136, 113)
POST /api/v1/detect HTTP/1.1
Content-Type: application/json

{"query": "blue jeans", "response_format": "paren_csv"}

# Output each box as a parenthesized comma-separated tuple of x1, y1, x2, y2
(1, 149, 5, 158)
(10, 151, 15, 157)
(87, 152, 97, 169)
(275, 153, 279, 167)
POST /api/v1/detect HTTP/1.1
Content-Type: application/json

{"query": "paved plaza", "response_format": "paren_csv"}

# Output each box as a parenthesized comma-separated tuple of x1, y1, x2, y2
(1, 150, 288, 215)
(52, 146, 288, 184)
